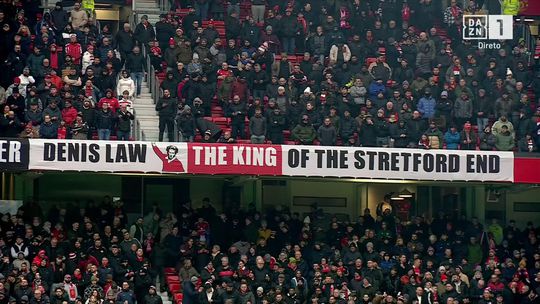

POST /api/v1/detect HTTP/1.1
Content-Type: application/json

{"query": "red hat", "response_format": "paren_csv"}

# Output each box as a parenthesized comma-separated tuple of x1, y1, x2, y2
(13, 77, 20, 84)
(169, 38, 175, 46)
(208, 19, 214, 25)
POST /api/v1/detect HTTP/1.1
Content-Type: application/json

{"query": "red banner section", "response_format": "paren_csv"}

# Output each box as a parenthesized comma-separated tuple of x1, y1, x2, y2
(187, 143, 283, 175)
(514, 157, 540, 184)
(520, 1, 540, 16)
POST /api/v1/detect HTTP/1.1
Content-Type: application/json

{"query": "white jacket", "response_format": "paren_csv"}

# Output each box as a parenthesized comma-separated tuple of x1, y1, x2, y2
(81, 51, 94, 74)
(117, 77, 135, 98)
(18, 74, 35, 95)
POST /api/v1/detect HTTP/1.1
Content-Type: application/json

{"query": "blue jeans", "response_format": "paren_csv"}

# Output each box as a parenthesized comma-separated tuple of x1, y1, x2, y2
(282, 37, 296, 54)
(131, 72, 144, 96)
(117, 130, 130, 141)
(195, 2, 209, 20)
(98, 129, 111, 140)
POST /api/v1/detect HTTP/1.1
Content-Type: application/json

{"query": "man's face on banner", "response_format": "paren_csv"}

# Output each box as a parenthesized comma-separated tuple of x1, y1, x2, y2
(167, 148, 177, 160)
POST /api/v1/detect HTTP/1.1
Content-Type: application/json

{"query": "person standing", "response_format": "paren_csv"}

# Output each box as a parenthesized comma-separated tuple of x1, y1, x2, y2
(134, 15, 155, 54)
(125, 46, 146, 98)
(94, 102, 115, 140)
(116, 104, 134, 141)
(249, 108, 267, 144)
(115, 22, 136, 66)
(155, 89, 176, 142)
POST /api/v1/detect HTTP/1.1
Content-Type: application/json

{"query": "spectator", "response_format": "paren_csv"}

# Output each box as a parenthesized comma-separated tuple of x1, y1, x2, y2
(116, 104, 134, 141)
(94, 102, 115, 140)
(125, 46, 146, 98)
(116, 70, 135, 99)
(518, 134, 537, 152)
(176, 105, 196, 142)
(292, 115, 316, 145)
(444, 125, 460, 150)
(249, 108, 266, 144)
(425, 120, 443, 149)
(39, 114, 57, 139)
(417, 89, 436, 120)
(479, 126, 496, 151)
(495, 125, 515, 151)
(460, 122, 477, 150)
(226, 94, 246, 139)
(134, 15, 155, 52)
(317, 117, 337, 146)
(155, 89, 176, 142)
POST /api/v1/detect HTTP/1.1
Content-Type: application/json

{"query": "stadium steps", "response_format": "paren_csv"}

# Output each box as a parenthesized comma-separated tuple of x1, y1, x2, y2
(133, 80, 175, 142)
(133, 81, 161, 142)
(134, 0, 163, 24)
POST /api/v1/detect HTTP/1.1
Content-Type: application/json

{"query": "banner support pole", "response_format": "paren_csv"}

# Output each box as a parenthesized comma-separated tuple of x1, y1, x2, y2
(9, 174, 14, 200)
(1, 173, 5, 200)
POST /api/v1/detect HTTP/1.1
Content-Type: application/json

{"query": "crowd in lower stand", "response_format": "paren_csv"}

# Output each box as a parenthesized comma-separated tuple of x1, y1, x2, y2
(3, 197, 540, 304)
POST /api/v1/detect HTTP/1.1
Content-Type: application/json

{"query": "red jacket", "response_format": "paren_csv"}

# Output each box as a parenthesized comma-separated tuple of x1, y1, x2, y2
(98, 97, 120, 112)
(58, 126, 67, 139)
(62, 107, 78, 126)
(65, 42, 82, 64)
(49, 75, 63, 89)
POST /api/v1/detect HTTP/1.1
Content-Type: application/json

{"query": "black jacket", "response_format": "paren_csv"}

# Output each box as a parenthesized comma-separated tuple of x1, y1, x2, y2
(94, 109, 116, 129)
(125, 53, 146, 73)
(116, 109, 134, 132)
(156, 97, 177, 118)
(134, 22, 155, 45)
(115, 30, 136, 54)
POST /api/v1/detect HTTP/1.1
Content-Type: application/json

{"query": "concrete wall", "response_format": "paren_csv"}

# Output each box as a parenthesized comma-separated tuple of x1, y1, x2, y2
(36, 173, 122, 202)
(189, 177, 224, 211)
(286, 180, 361, 220)
(504, 187, 540, 228)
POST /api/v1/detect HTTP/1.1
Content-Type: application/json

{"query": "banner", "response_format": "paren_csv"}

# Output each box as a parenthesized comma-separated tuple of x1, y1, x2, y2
(282, 146, 514, 182)
(520, 0, 540, 16)
(6, 139, 519, 182)
(0, 139, 29, 172)
(187, 143, 282, 175)
(28, 139, 188, 174)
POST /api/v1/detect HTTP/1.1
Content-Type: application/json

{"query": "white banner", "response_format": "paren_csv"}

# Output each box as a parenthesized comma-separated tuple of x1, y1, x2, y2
(281, 146, 514, 182)
(26, 140, 515, 182)
(28, 139, 188, 174)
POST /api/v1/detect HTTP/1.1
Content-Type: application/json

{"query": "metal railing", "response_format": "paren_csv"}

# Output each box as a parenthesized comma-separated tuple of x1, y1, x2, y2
(158, 0, 169, 12)
(147, 55, 160, 102)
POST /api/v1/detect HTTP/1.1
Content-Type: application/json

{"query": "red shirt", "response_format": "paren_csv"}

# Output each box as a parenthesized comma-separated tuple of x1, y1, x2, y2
(152, 145, 185, 173)
(98, 97, 120, 112)
(65, 42, 82, 64)
(62, 107, 78, 126)
(216, 69, 233, 88)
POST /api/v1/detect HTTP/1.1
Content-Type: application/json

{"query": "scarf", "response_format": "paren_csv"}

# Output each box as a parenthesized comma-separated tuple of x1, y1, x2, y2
(50, 51, 59, 69)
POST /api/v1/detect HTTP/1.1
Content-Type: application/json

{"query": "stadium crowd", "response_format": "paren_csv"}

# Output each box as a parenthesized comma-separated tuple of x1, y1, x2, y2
(1, 196, 539, 304)
(0, 0, 537, 150)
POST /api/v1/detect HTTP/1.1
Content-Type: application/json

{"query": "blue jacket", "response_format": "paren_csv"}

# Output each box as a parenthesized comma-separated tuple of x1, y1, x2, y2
(116, 290, 136, 304)
(39, 122, 58, 139)
(368, 82, 386, 100)
(417, 96, 436, 119)
(444, 131, 461, 150)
